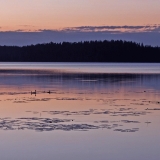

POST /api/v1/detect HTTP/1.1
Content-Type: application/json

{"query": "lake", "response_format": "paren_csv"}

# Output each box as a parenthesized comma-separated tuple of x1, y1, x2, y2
(0, 63, 160, 160)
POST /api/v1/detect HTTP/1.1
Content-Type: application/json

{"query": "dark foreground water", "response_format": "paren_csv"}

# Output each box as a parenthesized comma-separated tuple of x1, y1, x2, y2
(0, 63, 160, 160)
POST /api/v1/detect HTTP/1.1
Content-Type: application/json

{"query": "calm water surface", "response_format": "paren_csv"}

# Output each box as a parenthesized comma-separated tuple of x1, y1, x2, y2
(0, 63, 160, 160)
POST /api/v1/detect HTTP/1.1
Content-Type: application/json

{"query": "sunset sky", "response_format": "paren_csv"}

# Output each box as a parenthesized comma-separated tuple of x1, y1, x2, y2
(0, 0, 160, 46)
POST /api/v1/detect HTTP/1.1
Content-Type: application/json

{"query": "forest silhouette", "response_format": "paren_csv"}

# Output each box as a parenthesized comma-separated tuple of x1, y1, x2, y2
(0, 40, 159, 62)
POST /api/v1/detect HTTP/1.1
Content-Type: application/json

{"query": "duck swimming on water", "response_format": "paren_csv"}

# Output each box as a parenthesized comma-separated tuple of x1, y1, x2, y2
(47, 90, 51, 94)
(31, 90, 36, 95)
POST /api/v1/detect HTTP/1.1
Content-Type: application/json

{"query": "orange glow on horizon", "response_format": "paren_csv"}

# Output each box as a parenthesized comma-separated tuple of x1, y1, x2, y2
(0, 0, 160, 31)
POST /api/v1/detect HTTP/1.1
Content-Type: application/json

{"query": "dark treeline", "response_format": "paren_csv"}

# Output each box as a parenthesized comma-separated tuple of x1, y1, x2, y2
(0, 40, 160, 62)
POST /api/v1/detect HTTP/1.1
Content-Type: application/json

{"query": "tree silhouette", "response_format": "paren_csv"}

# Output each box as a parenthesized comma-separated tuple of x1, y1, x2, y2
(0, 40, 159, 62)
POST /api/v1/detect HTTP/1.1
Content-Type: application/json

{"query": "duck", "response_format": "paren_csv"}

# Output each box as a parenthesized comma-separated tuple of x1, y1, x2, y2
(47, 90, 51, 94)
(31, 90, 36, 95)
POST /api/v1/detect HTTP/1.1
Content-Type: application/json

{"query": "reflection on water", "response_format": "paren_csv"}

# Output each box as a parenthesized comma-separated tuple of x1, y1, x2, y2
(0, 62, 160, 73)
(0, 63, 160, 160)
(0, 68, 160, 90)
(0, 107, 150, 132)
